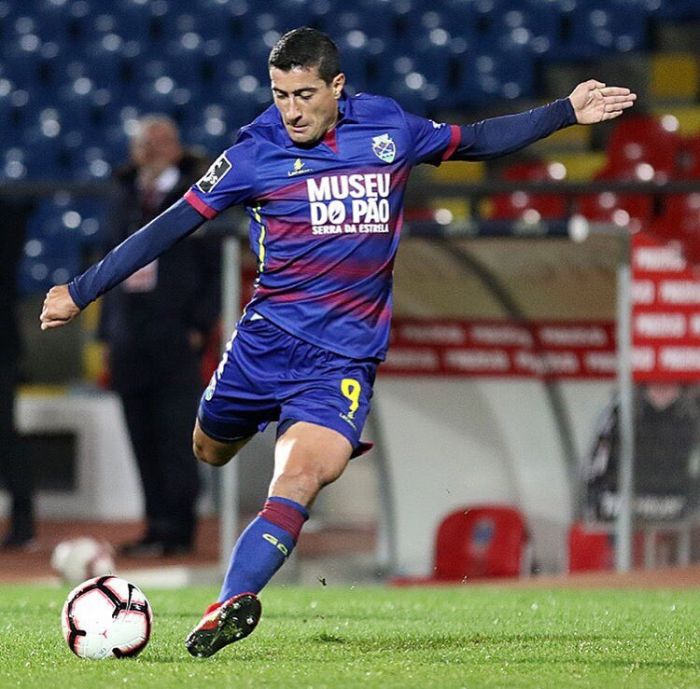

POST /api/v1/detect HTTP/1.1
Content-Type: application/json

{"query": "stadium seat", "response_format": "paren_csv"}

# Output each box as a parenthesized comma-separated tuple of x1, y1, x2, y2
(679, 134, 700, 178)
(393, 505, 531, 584)
(481, 0, 563, 56)
(19, 196, 85, 295)
(335, 31, 374, 95)
(568, 521, 647, 572)
(21, 126, 65, 179)
(605, 115, 683, 182)
(2, 42, 45, 87)
(490, 159, 569, 220)
(651, 193, 700, 262)
(575, 189, 654, 234)
(654, 0, 700, 20)
(559, 0, 649, 59)
(271, 0, 323, 34)
(457, 46, 535, 106)
(441, 0, 481, 42)
(567, 522, 614, 572)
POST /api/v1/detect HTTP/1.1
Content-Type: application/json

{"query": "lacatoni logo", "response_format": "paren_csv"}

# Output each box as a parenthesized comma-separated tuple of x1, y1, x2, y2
(306, 173, 391, 235)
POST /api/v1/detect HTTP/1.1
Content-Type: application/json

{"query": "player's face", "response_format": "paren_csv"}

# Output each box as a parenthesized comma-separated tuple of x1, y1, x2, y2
(270, 65, 345, 145)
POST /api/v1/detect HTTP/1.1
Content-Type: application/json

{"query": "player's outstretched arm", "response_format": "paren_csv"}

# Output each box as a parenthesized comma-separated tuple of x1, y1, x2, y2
(447, 80, 637, 162)
(568, 79, 637, 124)
(38, 198, 206, 331)
(40, 284, 80, 330)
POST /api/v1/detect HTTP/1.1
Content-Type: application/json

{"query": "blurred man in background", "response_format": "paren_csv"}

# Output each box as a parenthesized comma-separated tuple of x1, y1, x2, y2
(585, 383, 700, 522)
(100, 116, 220, 557)
(0, 199, 35, 550)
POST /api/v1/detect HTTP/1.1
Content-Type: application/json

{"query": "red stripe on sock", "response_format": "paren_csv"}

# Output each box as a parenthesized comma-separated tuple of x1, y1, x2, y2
(259, 500, 307, 541)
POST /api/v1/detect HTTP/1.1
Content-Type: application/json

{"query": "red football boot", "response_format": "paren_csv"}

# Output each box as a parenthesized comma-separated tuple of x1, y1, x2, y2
(185, 593, 262, 658)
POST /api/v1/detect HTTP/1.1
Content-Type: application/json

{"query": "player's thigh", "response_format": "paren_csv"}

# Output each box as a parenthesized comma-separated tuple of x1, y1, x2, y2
(270, 421, 353, 506)
(192, 418, 253, 467)
(195, 314, 284, 465)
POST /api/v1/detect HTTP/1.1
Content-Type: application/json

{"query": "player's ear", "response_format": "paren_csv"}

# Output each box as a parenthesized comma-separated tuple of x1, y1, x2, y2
(332, 73, 345, 99)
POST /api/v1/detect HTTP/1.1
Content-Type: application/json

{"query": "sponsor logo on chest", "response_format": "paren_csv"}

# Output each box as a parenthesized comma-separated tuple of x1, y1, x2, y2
(305, 173, 391, 236)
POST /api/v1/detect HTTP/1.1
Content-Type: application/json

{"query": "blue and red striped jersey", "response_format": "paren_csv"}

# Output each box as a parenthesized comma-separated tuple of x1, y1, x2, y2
(184, 92, 459, 360)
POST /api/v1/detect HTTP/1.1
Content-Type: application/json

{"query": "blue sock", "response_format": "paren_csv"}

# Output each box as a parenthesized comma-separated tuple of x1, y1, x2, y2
(219, 496, 309, 602)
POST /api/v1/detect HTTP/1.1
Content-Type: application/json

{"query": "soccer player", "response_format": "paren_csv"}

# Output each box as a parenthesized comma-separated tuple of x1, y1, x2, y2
(40, 27, 636, 657)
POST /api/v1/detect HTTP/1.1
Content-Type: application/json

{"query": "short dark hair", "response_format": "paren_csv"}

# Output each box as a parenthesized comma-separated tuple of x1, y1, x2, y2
(268, 27, 341, 84)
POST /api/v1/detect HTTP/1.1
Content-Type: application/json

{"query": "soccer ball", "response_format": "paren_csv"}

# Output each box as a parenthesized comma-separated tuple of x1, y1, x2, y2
(61, 576, 153, 660)
(51, 537, 115, 584)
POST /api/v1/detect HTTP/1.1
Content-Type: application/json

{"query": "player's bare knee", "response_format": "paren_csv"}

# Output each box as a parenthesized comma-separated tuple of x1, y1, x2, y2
(193, 439, 231, 467)
(272, 466, 331, 501)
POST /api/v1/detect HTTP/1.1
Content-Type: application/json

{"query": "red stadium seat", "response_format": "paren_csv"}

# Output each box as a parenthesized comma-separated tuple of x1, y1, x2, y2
(568, 521, 647, 572)
(490, 160, 568, 220)
(650, 193, 700, 263)
(679, 134, 700, 178)
(605, 115, 682, 182)
(392, 504, 530, 584)
(575, 168, 654, 232)
(567, 522, 614, 572)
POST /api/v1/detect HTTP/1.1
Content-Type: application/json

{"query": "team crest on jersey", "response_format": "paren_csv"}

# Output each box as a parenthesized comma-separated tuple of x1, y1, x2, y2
(196, 153, 232, 193)
(371, 134, 396, 163)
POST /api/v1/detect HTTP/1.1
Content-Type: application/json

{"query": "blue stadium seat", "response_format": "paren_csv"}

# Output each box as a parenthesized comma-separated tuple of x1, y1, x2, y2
(216, 80, 271, 128)
(161, 35, 210, 85)
(64, 197, 110, 249)
(456, 47, 535, 107)
(653, 0, 700, 20)
(1, 85, 37, 132)
(319, 5, 396, 44)
(560, 0, 649, 59)
(0, 98, 17, 147)
(30, 1, 74, 42)
(158, 10, 228, 42)
(0, 145, 29, 181)
(187, 124, 234, 156)
(22, 118, 65, 179)
(78, 36, 129, 86)
(209, 55, 266, 91)
(189, 0, 250, 44)
(335, 31, 374, 95)
(68, 143, 113, 182)
(0, 1, 18, 43)
(2, 42, 45, 87)
(269, 0, 316, 33)
(104, 2, 154, 41)
(20, 197, 85, 295)
(238, 36, 282, 82)
(481, 0, 563, 55)
(406, 4, 479, 44)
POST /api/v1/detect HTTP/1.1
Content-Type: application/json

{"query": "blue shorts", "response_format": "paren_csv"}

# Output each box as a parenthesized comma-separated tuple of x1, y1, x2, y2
(197, 311, 377, 452)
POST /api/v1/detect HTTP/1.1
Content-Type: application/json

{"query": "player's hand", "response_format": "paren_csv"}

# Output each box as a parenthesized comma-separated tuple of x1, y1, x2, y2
(568, 80, 637, 124)
(40, 284, 81, 330)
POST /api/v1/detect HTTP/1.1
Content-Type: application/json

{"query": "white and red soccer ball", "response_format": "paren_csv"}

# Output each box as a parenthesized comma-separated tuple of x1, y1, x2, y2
(51, 537, 115, 585)
(61, 576, 153, 660)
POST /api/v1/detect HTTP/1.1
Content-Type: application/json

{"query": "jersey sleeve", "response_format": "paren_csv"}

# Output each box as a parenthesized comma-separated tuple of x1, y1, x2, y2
(400, 109, 461, 166)
(183, 132, 257, 218)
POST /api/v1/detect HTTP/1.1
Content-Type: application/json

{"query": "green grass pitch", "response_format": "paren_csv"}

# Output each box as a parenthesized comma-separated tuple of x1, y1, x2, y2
(1, 583, 698, 689)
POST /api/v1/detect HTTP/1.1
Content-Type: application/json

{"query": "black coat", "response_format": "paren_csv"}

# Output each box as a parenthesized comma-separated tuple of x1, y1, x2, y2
(99, 152, 221, 394)
(0, 199, 32, 362)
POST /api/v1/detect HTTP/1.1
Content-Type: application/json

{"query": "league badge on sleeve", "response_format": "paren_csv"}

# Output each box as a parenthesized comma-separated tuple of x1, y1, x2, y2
(196, 153, 232, 193)
(372, 134, 396, 163)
